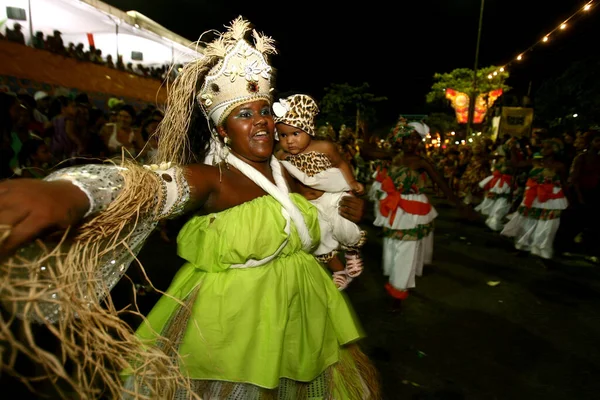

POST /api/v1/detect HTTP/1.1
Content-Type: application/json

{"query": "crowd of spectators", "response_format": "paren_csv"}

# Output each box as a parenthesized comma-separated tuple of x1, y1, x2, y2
(1, 88, 163, 181)
(2, 22, 182, 82)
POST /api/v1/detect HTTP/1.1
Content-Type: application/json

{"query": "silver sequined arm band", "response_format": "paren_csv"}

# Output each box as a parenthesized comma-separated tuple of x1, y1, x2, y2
(45, 164, 126, 218)
(44, 163, 191, 220)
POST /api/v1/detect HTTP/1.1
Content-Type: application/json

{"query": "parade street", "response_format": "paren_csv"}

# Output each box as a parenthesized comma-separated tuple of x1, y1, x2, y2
(350, 196, 600, 400)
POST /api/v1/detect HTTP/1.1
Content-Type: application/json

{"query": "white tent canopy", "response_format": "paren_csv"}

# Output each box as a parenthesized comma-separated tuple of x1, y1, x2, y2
(1, 0, 202, 66)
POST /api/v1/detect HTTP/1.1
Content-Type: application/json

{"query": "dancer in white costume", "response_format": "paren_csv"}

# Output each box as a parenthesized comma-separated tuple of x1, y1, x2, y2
(501, 138, 568, 260)
(368, 160, 393, 227)
(371, 123, 472, 310)
(274, 94, 366, 290)
(475, 138, 518, 231)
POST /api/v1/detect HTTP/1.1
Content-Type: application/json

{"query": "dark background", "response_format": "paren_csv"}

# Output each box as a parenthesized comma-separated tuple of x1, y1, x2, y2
(103, 0, 599, 125)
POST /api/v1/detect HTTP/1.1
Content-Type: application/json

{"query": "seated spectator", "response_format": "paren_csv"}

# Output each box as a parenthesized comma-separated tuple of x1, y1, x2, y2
(94, 48, 105, 65)
(7, 97, 42, 175)
(33, 91, 52, 124)
(105, 54, 115, 68)
(107, 97, 124, 123)
(5, 23, 25, 45)
(134, 104, 159, 126)
(49, 96, 81, 161)
(1, 93, 18, 178)
(74, 43, 86, 60)
(18, 138, 52, 178)
(116, 55, 125, 70)
(17, 93, 45, 138)
(136, 64, 147, 76)
(87, 45, 104, 64)
(47, 30, 65, 55)
(54, 30, 65, 52)
(72, 97, 91, 157)
(87, 45, 97, 62)
(66, 42, 76, 58)
(139, 111, 163, 162)
(86, 107, 109, 159)
(32, 31, 45, 49)
(100, 104, 145, 158)
(126, 62, 135, 73)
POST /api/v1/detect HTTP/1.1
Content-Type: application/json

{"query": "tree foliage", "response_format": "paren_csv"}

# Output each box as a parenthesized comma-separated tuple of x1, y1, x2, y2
(318, 83, 387, 132)
(426, 66, 511, 104)
(534, 55, 600, 129)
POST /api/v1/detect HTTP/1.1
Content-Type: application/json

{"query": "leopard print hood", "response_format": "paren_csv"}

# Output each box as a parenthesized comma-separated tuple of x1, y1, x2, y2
(272, 94, 319, 137)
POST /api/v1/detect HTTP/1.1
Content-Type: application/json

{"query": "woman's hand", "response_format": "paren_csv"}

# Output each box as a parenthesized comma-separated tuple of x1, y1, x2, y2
(338, 194, 365, 224)
(0, 179, 90, 258)
(350, 181, 365, 196)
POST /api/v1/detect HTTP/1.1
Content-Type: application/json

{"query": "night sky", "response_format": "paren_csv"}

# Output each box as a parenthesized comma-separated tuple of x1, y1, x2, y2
(104, 0, 599, 126)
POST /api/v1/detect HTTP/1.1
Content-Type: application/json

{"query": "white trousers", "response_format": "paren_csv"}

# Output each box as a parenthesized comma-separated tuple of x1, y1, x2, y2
(382, 233, 434, 290)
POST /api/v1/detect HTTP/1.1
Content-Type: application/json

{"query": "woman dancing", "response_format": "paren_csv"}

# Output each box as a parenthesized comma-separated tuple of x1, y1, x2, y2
(0, 17, 379, 399)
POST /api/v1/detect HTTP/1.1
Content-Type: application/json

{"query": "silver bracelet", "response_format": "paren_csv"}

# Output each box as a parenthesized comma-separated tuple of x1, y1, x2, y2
(143, 162, 191, 219)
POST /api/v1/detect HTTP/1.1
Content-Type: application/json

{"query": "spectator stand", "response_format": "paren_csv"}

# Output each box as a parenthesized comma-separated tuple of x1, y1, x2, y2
(0, 0, 202, 107)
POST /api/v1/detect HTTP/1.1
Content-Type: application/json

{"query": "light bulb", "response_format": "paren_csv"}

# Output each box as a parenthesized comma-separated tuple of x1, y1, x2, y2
(584, 4, 591, 11)
(488, 74, 493, 79)
(560, 23, 567, 30)
(499, 67, 505, 72)
(543, 36, 549, 42)
(517, 54, 523, 61)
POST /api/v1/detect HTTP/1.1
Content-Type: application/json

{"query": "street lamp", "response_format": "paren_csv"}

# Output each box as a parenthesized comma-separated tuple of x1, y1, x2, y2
(466, 0, 485, 137)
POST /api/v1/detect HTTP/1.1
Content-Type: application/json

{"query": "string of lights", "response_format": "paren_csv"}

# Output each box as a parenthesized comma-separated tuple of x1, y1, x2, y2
(488, 1, 596, 79)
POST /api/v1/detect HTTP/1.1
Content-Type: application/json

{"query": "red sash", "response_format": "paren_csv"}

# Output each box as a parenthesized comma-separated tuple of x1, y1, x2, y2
(523, 179, 564, 208)
(485, 170, 512, 191)
(375, 167, 388, 182)
(379, 176, 432, 225)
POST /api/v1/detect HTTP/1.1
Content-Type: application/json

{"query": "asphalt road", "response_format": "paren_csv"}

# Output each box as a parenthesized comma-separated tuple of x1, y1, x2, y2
(348, 195, 600, 400)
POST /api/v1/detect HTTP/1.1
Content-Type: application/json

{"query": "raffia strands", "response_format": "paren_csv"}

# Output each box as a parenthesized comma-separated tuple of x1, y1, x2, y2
(153, 58, 207, 166)
(338, 344, 382, 400)
(0, 159, 200, 400)
(165, 345, 379, 399)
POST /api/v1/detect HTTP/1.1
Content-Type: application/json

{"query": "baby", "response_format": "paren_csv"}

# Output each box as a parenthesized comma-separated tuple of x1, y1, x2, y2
(273, 94, 366, 290)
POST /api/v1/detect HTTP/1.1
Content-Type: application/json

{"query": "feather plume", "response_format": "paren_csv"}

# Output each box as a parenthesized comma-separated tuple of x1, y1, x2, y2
(227, 16, 251, 41)
(253, 30, 278, 55)
(204, 36, 227, 58)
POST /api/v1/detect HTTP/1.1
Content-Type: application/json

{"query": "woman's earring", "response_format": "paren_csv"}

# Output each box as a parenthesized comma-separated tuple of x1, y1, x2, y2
(221, 136, 230, 168)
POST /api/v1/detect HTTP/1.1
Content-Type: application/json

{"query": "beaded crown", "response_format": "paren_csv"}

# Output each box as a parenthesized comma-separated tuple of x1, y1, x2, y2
(196, 17, 277, 126)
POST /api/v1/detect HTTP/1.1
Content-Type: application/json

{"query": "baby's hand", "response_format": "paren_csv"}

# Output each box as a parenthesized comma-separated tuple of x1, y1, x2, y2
(351, 181, 365, 196)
